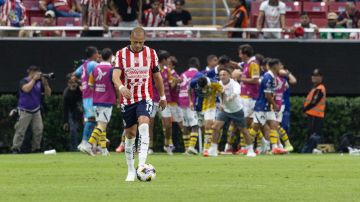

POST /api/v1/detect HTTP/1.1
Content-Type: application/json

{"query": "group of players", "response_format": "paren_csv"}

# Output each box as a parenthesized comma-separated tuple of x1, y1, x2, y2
(71, 27, 297, 180)
(72, 28, 298, 179)
(113, 43, 297, 157)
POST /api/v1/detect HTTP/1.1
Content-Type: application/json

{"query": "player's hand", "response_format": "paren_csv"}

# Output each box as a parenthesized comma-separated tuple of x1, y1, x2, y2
(63, 123, 69, 131)
(219, 104, 225, 111)
(189, 101, 194, 110)
(119, 86, 131, 99)
(159, 100, 167, 111)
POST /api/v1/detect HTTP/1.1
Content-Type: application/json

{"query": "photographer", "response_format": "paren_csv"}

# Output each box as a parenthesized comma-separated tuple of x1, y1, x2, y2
(63, 74, 82, 151)
(11, 66, 51, 154)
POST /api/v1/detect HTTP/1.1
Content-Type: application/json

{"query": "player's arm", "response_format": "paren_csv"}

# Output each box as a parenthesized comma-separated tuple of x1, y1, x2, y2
(112, 68, 131, 99)
(279, 69, 297, 85)
(240, 63, 260, 84)
(256, 11, 265, 30)
(153, 71, 167, 110)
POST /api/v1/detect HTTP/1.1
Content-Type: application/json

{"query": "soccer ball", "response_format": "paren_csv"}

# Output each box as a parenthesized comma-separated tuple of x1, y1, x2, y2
(136, 164, 156, 182)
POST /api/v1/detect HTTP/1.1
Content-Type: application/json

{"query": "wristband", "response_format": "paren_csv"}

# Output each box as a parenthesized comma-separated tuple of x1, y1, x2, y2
(160, 95, 166, 101)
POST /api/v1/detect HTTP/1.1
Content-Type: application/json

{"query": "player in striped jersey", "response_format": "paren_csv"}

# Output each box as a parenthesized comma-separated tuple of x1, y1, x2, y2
(81, 0, 108, 37)
(113, 27, 166, 182)
(142, 0, 165, 27)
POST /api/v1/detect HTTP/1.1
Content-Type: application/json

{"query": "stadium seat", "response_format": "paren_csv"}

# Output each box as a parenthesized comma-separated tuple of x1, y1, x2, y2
(303, 2, 327, 19)
(285, 18, 300, 27)
(285, 1, 301, 18)
(311, 18, 328, 28)
(57, 17, 81, 37)
(328, 2, 347, 14)
(23, 0, 44, 18)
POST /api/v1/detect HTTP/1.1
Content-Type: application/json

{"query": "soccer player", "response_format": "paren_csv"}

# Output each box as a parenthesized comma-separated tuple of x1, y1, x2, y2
(252, 58, 286, 154)
(74, 46, 99, 152)
(275, 65, 297, 152)
(112, 27, 166, 182)
(167, 56, 184, 146)
(203, 54, 219, 80)
(178, 57, 200, 154)
(149, 50, 174, 155)
(189, 73, 222, 156)
(207, 68, 256, 157)
(85, 48, 116, 156)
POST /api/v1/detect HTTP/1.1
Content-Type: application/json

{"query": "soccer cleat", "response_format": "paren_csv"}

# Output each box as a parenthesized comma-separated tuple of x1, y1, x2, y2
(125, 171, 136, 182)
(272, 148, 288, 155)
(246, 150, 257, 157)
(203, 150, 209, 157)
(77, 140, 87, 152)
(148, 148, 154, 155)
(207, 148, 218, 157)
(285, 144, 294, 152)
(186, 147, 198, 155)
(235, 148, 248, 155)
(255, 148, 261, 155)
(116, 143, 125, 153)
(83, 143, 95, 156)
(163, 146, 174, 155)
(101, 148, 110, 156)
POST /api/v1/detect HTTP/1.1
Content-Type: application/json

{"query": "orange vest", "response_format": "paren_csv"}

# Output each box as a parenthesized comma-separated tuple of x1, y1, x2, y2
(228, 6, 248, 37)
(304, 84, 326, 118)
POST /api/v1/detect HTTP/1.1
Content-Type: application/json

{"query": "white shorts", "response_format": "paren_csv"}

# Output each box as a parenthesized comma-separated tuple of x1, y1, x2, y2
(275, 105, 285, 123)
(204, 108, 216, 121)
(241, 98, 256, 118)
(94, 106, 113, 123)
(150, 103, 172, 118)
(253, 111, 276, 126)
(182, 107, 198, 127)
(169, 105, 183, 123)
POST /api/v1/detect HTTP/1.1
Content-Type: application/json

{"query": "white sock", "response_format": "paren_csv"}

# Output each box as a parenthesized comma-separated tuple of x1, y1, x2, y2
(247, 144, 254, 153)
(125, 137, 135, 172)
(138, 124, 149, 167)
(211, 143, 218, 151)
(272, 144, 278, 149)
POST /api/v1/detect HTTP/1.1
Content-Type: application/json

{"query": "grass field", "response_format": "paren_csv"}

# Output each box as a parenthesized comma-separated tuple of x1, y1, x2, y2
(0, 153, 359, 202)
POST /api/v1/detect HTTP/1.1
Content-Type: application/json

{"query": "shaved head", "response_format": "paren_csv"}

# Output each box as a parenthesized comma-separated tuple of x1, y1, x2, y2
(131, 27, 146, 38)
(130, 27, 146, 52)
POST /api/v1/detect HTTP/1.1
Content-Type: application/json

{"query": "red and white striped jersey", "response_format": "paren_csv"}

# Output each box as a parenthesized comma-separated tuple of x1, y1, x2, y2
(115, 46, 159, 106)
(0, 0, 26, 26)
(81, 0, 107, 27)
(142, 9, 164, 27)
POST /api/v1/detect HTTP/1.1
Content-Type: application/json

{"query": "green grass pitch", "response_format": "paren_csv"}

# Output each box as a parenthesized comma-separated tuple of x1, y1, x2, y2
(0, 153, 359, 202)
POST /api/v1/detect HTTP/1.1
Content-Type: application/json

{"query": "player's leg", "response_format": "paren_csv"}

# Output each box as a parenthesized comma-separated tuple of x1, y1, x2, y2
(208, 120, 225, 157)
(115, 131, 126, 153)
(187, 110, 199, 155)
(267, 112, 287, 154)
(148, 104, 159, 154)
(181, 107, 191, 151)
(136, 100, 153, 167)
(276, 108, 293, 152)
(161, 107, 174, 155)
(79, 98, 96, 151)
(253, 111, 270, 154)
(122, 103, 138, 182)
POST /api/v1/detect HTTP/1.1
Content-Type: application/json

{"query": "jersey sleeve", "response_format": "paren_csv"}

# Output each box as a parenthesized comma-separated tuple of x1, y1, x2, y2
(233, 82, 241, 95)
(74, 66, 82, 78)
(259, 2, 266, 12)
(279, 2, 286, 14)
(87, 61, 97, 75)
(115, 50, 124, 70)
(212, 82, 223, 93)
(249, 63, 260, 79)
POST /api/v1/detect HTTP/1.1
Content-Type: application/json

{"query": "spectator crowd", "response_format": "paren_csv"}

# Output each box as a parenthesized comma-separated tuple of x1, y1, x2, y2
(0, 0, 360, 38)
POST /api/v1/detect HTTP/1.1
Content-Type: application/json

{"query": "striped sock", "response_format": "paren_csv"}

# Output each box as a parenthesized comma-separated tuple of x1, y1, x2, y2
(189, 132, 198, 148)
(269, 129, 279, 148)
(89, 127, 101, 145)
(204, 129, 213, 150)
(99, 130, 107, 149)
(183, 134, 190, 150)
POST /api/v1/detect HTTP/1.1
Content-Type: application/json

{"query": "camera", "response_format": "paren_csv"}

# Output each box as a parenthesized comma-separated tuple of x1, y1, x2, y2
(41, 72, 55, 80)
